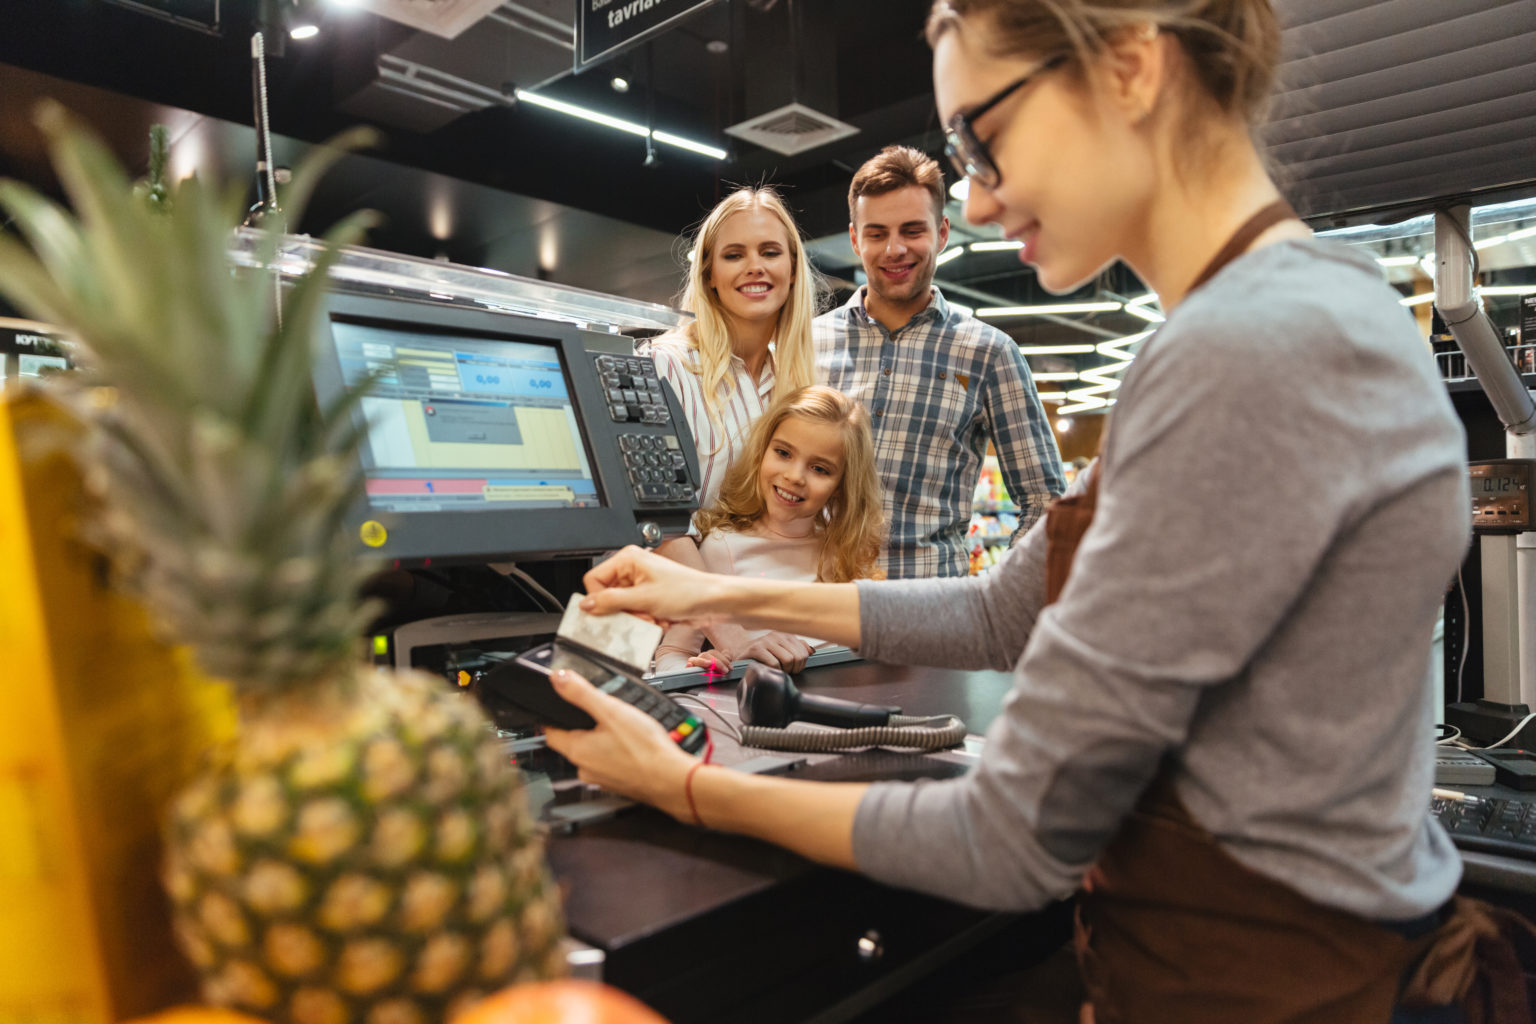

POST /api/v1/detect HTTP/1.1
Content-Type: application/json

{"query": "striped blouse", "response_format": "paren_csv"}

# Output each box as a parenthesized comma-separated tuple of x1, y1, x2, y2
(639, 334, 779, 513)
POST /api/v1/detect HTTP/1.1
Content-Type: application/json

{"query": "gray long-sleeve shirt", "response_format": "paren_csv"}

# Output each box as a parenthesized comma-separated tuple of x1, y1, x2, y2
(852, 238, 1468, 922)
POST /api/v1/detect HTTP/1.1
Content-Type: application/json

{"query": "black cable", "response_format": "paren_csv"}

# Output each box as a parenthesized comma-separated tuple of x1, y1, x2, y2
(669, 694, 742, 742)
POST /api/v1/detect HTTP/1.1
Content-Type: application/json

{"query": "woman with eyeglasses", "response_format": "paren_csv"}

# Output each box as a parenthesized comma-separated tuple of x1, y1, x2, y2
(547, 2, 1528, 1018)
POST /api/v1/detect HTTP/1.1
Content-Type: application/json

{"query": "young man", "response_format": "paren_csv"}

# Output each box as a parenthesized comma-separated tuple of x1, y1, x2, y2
(814, 145, 1065, 578)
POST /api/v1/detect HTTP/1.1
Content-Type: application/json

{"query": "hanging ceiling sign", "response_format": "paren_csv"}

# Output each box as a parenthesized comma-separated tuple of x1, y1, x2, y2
(575, 0, 720, 72)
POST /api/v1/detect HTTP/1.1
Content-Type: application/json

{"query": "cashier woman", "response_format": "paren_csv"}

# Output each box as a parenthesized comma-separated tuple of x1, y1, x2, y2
(548, 0, 1529, 1019)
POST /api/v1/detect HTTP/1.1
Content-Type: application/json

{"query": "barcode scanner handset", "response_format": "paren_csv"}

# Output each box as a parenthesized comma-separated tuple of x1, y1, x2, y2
(735, 665, 969, 753)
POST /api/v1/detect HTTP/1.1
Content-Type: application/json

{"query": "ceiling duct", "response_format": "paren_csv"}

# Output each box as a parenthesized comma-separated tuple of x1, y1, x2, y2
(726, 103, 858, 156)
(332, 3, 575, 133)
(341, 0, 507, 39)
(728, 0, 856, 157)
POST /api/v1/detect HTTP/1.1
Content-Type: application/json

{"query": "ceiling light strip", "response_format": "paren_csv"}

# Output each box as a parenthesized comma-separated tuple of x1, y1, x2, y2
(1123, 304, 1166, 323)
(1057, 397, 1113, 414)
(1078, 360, 1134, 382)
(979, 301, 1122, 317)
(651, 130, 727, 159)
(1018, 343, 1097, 356)
(515, 90, 649, 136)
(970, 240, 1023, 252)
(935, 247, 964, 266)
(1095, 329, 1155, 360)
(1399, 285, 1536, 307)
(513, 91, 726, 159)
(1067, 382, 1119, 400)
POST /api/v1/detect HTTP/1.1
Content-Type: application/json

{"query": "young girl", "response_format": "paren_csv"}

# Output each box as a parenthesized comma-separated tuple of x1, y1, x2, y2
(652, 386, 885, 673)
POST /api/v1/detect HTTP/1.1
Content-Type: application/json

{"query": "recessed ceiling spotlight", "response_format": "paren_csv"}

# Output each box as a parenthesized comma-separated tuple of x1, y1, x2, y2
(949, 178, 969, 202)
(706, 39, 729, 54)
(289, 21, 320, 39)
(610, 76, 630, 93)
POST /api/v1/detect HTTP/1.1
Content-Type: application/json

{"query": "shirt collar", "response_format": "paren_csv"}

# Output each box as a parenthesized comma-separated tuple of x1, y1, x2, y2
(843, 285, 949, 328)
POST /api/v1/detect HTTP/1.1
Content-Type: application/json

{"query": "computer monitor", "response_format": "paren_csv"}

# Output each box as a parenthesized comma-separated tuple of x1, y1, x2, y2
(310, 291, 700, 566)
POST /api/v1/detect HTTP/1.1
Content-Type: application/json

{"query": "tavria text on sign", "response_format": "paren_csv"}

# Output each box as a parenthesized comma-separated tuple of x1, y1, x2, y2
(576, 0, 720, 72)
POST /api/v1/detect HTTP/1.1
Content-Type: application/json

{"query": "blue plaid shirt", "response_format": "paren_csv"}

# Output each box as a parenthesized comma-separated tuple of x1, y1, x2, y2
(814, 287, 1065, 578)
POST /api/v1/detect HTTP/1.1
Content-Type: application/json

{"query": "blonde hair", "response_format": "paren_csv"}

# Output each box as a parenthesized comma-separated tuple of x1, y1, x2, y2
(694, 386, 886, 584)
(926, 0, 1281, 130)
(676, 187, 823, 440)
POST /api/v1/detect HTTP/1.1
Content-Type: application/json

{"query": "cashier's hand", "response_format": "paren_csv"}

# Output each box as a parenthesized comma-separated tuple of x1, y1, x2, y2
(582, 545, 721, 626)
(543, 669, 697, 820)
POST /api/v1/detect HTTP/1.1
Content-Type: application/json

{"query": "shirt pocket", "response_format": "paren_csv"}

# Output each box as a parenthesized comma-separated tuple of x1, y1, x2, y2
(921, 361, 980, 421)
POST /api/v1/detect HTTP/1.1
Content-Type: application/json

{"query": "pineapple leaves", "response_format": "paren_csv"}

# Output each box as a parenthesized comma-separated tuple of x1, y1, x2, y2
(0, 105, 387, 695)
(241, 208, 379, 449)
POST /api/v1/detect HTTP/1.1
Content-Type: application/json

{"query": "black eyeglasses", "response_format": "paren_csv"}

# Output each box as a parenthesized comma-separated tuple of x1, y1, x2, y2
(943, 54, 1067, 191)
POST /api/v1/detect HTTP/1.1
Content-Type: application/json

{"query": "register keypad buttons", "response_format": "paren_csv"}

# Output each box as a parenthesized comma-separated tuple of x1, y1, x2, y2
(619, 431, 695, 505)
(597, 355, 673, 425)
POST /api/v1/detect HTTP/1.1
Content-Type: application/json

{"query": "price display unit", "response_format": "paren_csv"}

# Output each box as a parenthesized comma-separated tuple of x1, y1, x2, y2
(1469, 459, 1536, 534)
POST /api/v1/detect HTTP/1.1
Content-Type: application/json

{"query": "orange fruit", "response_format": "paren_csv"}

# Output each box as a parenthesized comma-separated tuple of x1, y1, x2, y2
(453, 980, 669, 1024)
(118, 1009, 271, 1024)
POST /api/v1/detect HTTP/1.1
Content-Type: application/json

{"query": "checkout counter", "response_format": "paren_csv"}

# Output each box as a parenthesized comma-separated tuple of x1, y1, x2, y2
(539, 662, 1069, 1024)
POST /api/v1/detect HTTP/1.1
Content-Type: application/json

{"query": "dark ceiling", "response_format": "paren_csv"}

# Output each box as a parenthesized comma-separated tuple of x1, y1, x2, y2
(0, 0, 941, 240)
(2, 0, 1534, 366)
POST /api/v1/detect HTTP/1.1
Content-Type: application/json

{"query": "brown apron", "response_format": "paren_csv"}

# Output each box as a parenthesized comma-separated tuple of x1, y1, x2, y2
(1043, 203, 1536, 1023)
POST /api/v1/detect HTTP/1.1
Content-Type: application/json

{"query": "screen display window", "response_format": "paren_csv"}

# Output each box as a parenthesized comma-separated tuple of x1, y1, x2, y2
(331, 319, 602, 513)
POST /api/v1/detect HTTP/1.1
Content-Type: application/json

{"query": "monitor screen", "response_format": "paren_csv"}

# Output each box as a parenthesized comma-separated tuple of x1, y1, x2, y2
(312, 292, 700, 566)
(329, 318, 603, 514)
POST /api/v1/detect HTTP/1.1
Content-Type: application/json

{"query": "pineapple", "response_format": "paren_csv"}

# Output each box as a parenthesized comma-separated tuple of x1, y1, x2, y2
(0, 105, 566, 1023)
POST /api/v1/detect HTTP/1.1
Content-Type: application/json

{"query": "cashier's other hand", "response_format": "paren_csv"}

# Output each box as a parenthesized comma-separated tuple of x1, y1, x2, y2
(543, 669, 696, 816)
(582, 545, 716, 625)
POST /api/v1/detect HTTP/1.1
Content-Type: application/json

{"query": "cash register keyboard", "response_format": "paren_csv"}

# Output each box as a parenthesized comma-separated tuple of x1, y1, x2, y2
(1431, 794, 1536, 861)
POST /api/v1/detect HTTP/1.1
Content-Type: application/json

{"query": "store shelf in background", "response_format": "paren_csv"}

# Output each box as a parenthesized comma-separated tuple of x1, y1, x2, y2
(1446, 372, 1536, 394)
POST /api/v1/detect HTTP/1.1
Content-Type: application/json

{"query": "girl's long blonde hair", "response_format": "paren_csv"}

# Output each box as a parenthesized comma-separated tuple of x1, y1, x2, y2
(695, 386, 886, 583)
(677, 187, 823, 437)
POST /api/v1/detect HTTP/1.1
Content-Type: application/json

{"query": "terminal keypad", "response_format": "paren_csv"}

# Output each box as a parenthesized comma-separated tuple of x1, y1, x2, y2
(599, 354, 671, 425)
(620, 432, 693, 505)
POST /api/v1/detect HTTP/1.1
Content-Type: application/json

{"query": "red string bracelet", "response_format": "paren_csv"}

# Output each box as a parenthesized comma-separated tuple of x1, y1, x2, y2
(684, 760, 706, 827)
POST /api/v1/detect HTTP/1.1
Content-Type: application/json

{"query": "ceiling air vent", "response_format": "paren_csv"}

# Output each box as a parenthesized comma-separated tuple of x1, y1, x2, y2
(344, 0, 505, 39)
(725, 102, 859, 156)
